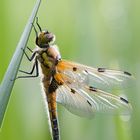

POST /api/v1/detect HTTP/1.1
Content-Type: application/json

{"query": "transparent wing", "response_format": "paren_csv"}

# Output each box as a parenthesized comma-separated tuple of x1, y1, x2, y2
(56, 60, 132, 117)
(83, 86, 132, 114)
(57, 60, 134, 90)
(56, 84, 132, 117)
(56, 85, 95, 118)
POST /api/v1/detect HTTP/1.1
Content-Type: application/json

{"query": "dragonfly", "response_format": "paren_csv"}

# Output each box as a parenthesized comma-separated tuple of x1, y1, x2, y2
(18, 18, 133, 140)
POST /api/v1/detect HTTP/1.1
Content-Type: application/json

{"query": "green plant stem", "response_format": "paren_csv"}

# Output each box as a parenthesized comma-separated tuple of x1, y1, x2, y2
(0, 0, 41, 128)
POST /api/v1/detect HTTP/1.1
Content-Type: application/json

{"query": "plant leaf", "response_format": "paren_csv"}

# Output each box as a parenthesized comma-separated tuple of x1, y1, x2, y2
(0, 0, 42, 128)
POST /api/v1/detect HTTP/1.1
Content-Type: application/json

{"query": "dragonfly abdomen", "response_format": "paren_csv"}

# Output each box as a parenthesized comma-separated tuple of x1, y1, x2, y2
(42, 74, 60, 140)
(47, 91, 60, 140)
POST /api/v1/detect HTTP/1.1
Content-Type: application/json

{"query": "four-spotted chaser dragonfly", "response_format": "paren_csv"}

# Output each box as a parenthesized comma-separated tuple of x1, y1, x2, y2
(18, 19, 133, 140)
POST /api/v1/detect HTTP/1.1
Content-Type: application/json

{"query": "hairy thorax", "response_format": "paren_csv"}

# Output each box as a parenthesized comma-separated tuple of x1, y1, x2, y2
(36, 47, 59, 91)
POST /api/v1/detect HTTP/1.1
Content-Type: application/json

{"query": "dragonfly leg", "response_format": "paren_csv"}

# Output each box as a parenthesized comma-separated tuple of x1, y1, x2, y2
(36, 17, 42, 32)
(26, 46, 33, 53)
(16, 59, 39, 79)
(32, 17, 42, 38)
(21, 47, 37, 62)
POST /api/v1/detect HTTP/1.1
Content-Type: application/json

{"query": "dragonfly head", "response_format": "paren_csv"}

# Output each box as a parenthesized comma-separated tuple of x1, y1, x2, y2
(36, 30, 55, 48)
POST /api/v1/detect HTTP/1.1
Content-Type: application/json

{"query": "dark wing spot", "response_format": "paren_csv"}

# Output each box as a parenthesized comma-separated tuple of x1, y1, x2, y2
(73, 67, 77, 71)
(71, 88, 76, 94)
(120, 97, 129, 104)
(98, 68, 106, 72)
(124, 71, 132, 76)
(85, 70, 88, 73)
(87, 100, 92, 107)
(89, 86, 97, 92)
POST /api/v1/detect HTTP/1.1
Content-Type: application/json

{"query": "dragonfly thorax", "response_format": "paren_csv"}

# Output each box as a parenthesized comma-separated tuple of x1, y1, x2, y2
(36, 30, 55, 48)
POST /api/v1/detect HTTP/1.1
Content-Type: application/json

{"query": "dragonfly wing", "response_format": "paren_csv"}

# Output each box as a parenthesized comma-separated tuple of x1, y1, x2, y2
(56, 84, 95, 118)
(56, 60, 132, 117)
(57, 60, 133, 90)
(83, 86, 132, 114)
(56, 84, 132, 117)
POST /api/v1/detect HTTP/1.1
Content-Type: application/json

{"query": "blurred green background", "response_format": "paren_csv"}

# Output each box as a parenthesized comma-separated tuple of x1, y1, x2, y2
(0, 0, 139, 140)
